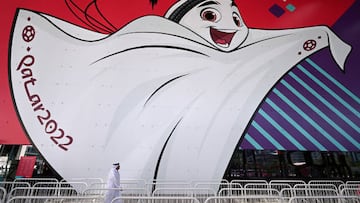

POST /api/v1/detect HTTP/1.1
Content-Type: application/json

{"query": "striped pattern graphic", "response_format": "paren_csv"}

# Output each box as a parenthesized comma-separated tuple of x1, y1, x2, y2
(241, 58, 360, 151)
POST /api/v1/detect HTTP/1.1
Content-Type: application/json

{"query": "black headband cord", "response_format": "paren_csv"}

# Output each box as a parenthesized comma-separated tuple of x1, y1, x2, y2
(167, 0, 206, 23)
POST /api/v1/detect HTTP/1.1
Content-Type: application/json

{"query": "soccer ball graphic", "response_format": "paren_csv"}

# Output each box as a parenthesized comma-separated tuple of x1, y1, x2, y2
(22, 25, 35, 42)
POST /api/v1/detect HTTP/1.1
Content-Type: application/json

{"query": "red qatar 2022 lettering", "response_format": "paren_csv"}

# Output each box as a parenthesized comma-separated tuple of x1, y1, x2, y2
(15, 20, 73, 151)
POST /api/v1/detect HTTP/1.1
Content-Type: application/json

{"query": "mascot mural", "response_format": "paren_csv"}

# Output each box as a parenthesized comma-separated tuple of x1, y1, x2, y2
(8, 0, 360, 183)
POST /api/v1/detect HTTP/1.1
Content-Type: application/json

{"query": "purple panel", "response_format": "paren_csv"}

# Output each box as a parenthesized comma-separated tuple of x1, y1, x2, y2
(241, 2, 360, 151)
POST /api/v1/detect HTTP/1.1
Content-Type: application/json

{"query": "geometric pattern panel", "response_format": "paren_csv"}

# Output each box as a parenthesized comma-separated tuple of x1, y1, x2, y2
(241, 58, 360, 151)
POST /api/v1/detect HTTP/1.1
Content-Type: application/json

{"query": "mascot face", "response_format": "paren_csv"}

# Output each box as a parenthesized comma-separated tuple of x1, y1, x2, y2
(178, 0, 248, 51)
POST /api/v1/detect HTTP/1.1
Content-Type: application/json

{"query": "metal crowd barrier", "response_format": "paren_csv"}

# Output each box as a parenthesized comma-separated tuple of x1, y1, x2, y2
(14, 177, 58, 186)
(152, 187, 216, 203)
(62, 177, 104, 185)
(341, 188, 360, 196)
(339, 181, 360, 192)
(269, 183, 292, 192)
(83, 187, 149, 197)
(230, 179, 268, 187)
(204, 195, 284, 203)
(2, 178, 360, 203)
(113, 196, 201, 203)
(0, 187, 6, 203)
(308, 180, 345, 189)
(288, 196, 360, 203)
(6, 195, 104, 203)
(0, 182, 30, 195)
(269, 180, 306, 187)
(7, 186, 80, 199)
(218, 187, 281, 197)
(280, 188, 339, 202)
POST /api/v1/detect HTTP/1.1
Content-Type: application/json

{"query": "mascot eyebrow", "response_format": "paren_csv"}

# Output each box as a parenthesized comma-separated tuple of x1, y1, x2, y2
(198, 1, 219, 7)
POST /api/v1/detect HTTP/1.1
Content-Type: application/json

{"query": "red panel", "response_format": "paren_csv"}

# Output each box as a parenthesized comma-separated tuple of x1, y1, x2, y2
(0, 0, 355, 144)
(237, 0, 354, 28)
(15, 156, 37, 178)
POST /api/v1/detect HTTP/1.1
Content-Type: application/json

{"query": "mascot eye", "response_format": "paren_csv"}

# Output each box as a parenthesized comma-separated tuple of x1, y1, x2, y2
(232, 12, 241, 27)
(201, 8, 221, 22)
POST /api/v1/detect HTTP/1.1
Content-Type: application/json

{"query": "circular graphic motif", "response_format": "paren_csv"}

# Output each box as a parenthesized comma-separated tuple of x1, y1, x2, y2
(22, 25, 35, 42)
(303, 39, 316, 51)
